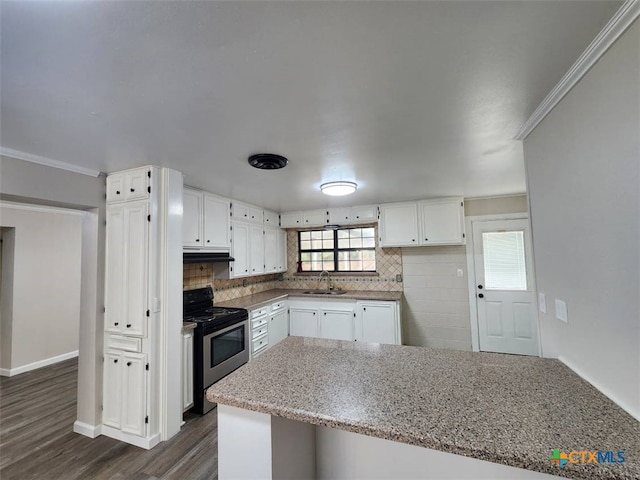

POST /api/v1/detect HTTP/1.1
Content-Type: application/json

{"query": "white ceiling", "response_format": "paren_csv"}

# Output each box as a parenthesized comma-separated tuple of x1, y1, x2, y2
(0, 1, 621, 211)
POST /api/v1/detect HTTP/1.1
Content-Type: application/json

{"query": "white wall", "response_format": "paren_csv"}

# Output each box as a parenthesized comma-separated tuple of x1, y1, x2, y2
(523, 20, 639, 419)
(0, 202, 82, 372)
(0, 155, 105, 428)
(402, 195, 528, 350)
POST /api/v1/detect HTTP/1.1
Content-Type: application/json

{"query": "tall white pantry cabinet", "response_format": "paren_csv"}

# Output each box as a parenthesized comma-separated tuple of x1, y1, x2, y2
(103, 166, 183, 449)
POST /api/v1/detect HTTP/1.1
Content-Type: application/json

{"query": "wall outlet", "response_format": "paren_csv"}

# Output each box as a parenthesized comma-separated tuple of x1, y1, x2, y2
(538, 293, 546, 313)
(555, 299, 568, 323)
(395, 274, 403, 282)
(456, 268, 464, 278)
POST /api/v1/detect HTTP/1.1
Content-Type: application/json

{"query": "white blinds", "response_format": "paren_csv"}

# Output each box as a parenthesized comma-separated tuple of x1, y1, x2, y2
(482, 231, 527, 290)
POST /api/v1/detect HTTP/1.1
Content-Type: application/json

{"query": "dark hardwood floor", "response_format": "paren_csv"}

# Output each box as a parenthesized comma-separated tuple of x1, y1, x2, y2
(0, 358, 218, 480)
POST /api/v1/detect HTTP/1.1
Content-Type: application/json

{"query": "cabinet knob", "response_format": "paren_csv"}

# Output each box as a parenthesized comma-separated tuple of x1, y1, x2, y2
(425, 238, 428, 241)
(356, 216, 360, 219)
(477, 285, 483, 289)
(324, 312, 326, 316)
(114, 322, 119, 326)
(126, 324, 131, 328)
(127, 361, 132, 366)
(116, 190, 121, 195)
(114, 359, 118, 363)
(207, 240, 210, 243)
(412, 239, 415, 242)
(195, 239, 200, 242)
(130, 188, 135, 192)
(313, 312, 316, 316)
(478, 293, 484, 299)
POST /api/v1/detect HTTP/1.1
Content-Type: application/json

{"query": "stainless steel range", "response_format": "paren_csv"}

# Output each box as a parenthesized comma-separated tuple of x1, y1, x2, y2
(184, 287, 249, 414)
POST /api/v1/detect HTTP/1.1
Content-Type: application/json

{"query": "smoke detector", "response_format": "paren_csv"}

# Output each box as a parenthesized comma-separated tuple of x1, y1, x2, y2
(248, 153, 289, 170)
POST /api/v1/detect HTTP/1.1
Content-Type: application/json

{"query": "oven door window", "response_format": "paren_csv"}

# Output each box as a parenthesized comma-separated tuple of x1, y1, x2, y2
(211, 325, 245, 367)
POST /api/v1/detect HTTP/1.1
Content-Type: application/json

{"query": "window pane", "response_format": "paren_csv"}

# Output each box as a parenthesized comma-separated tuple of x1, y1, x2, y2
(322, 230, 333, 240)
(301, 252, 311, 261)
(301, 262, 312, 271)
(338, 261, 349, 271)
(338, 238, 349, 249)
(362, 237, 375, 248)
(300, 231, 311, 241)
(483, 231, 527, 290)
(311, 231, 322, 240)
(349, 251, 362, 261)
(323, 238, 334, 249)
(300, 240, 312, 250)
(349, 228, 362, 238)
(350, 237, 363, 248)
(362, 227, 375, 238)
(337, 230, 349, 239)
(311, 239, 323, 249)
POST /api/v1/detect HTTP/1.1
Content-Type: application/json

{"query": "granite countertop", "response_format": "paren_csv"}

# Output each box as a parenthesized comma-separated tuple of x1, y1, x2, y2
(207, 337, 640, 480)
(215, 288, 402, 310)
(181, 322, 197, 332)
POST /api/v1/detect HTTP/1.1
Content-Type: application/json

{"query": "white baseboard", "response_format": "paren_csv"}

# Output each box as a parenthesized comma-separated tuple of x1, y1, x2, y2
(101, 425, 161, 450)
(558, 355, 640, 422)
(73, 421, 102, 439)
(0, 350, 79, 377)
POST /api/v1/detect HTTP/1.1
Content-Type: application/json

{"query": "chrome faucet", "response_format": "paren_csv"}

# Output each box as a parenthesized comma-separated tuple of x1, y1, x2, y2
(319, 270, 332, 291)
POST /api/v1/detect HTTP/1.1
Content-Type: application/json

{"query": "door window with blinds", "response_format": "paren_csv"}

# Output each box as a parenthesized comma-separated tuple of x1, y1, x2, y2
(482, 230, 527, 290)
(298, 228, 376, 272)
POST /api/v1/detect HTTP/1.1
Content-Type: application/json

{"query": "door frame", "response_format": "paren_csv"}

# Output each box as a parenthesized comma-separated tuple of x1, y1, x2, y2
(464, 213, 541, 355)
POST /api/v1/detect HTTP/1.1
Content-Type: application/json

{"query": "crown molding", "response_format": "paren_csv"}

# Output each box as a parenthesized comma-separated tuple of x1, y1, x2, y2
(515, 0, 640, 140)
(0, 147, 102, 177)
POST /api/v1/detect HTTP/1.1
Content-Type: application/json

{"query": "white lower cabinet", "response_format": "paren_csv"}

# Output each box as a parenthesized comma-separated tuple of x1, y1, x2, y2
(269, 304, 289, 346)
(249, 300, 290, 359)
(320, 309, 355, 341)
(289, 298, 401, 345)
(182, 331, 194, 411)
(289, 307, 319, 337)
(103, 350, 147, 437)
(356, 301, 400, 345)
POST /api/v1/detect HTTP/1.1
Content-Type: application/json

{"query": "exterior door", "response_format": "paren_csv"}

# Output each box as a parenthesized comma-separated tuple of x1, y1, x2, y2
(472, 219, 539, 356)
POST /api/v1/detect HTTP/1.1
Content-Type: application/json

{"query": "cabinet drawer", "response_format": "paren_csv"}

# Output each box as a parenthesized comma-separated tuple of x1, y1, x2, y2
(270, 301, 287, 312)
(105, 334, 142, 352)
(251, 316, 268, 329)
(251, 307, 269, 319)
(252, 325, 268, 340)
(252, 334, 268, 353)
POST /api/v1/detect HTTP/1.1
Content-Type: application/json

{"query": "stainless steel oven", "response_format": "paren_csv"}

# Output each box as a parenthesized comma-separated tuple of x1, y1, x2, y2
(185, 287, 250, 414)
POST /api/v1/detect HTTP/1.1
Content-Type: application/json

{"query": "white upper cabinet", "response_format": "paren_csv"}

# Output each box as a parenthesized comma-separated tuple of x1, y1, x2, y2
(107, 167, 151, 203)
(280, 212, 303, 228)
(183, 188, 231, 250)
(379, 197, 465, 247)
(230, 221, 250, 277)
(327, 205, 378, 225)
(419, 197, 465, 245)
(303, 210, 328, 227)
(183, 187, 203, 248)
(264, 226, 279, 274)
(232, 201, 263, 224)
(379, 203, 419, 247)
(263, 210, 279, 226)
(250, 224, 265, 275)
(203, 193, 231, 249)
(327, 207, 351, 224)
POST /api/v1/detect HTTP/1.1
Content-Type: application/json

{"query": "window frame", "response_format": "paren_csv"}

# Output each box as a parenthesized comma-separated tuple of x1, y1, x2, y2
(297, 227, 377, 273)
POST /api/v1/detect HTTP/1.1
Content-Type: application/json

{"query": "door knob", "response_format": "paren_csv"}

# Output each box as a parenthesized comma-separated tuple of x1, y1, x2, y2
(478, 293, 484, 298)
(477, 285, 483, 289)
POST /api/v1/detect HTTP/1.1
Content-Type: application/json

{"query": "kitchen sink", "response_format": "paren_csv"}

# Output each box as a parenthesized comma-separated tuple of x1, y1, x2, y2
(302, 290, 346, 295)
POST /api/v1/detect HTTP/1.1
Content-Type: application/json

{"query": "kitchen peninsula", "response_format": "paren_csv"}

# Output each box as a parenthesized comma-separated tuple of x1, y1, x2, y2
(207, 337, 639, 480)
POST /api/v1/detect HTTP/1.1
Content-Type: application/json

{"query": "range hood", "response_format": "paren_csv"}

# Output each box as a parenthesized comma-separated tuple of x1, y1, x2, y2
(183, 252, 235, 264)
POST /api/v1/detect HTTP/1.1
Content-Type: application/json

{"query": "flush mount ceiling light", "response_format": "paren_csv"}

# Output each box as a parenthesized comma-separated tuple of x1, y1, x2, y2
(320, 181, 357, 196)
(248, 153, 288, 170)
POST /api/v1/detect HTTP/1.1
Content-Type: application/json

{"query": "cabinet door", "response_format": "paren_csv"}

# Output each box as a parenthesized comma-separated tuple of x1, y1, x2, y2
(123, 203, 149, 337)
(269, 309, 289, 346)
(264, 227, 279, 273)
(303, 210, 328, 227)
(351, 205, 378, 223)
(103, 351, 123, 428)
(327, 208, 351, 224)
(277, 229, 288, 272)
(419, 198, 465, 245)
(203, 193, 230, 249)
(280, 212, 303, 228)
(320, 309, 354, 341)
(125, 169, 150, 201)
(183, 188, 203, 247)
(263, 210, 279, 226)
(250, 225, 265, 275)
(106, 174, 125, 203)
(379, 203, 419, 247)
(121, 352, 147, 436)
(357, 302, 398, 345)
(230, 222, 250, 277)
(233, 202, 263, 224)
(105, 206, 125, 333)
(289, 308, 319, 337)
(183, 332, 194, 411)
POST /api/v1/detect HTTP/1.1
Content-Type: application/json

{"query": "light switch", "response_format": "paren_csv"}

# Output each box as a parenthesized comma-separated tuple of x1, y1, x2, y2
(456, 269, 464, 278)
(538, 293, 546, 313)
(555, 299, 568, 323)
